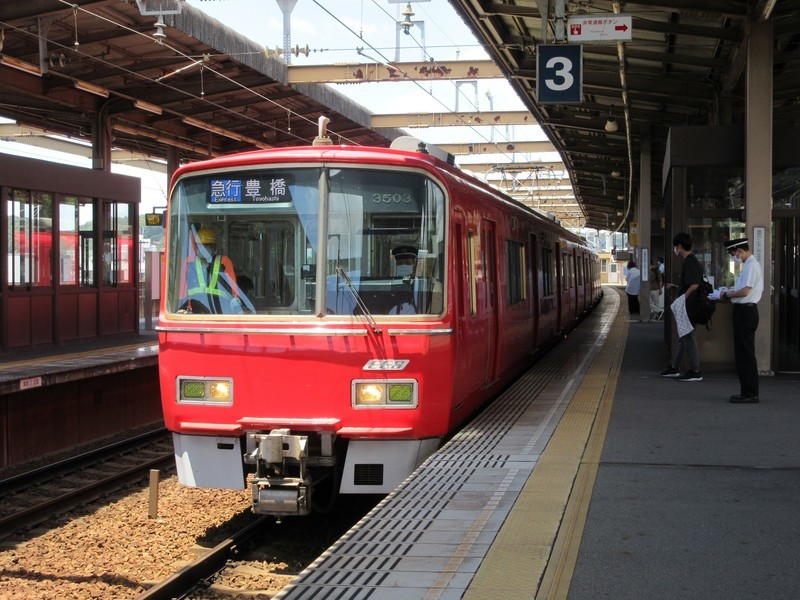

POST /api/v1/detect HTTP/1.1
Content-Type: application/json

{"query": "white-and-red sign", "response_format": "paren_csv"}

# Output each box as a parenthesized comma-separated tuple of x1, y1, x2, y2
(567, 15, 632, 42)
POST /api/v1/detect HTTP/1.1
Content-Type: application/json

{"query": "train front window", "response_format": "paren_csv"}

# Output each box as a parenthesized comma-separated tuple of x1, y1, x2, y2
(325, 168, 445, 316)
(165, 166, 445, 317)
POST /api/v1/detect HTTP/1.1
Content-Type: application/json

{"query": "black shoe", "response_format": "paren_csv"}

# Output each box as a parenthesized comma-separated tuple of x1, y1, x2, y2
(661, 366, 680, 377)
(729, 394, 759, 404)
(677, 371, 703, 382)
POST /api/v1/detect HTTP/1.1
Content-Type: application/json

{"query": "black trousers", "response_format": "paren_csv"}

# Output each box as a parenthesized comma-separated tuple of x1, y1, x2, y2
(626, 293, 640, 315)
(732, 304, 759, 396)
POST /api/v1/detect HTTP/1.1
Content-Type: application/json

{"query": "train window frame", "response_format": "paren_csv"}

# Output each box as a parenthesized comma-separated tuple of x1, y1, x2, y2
(165, 163, 447, 318)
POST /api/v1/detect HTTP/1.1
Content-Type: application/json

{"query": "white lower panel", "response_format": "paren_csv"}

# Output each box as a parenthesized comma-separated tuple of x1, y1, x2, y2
(340, 438, 440, 494)
(172, 433, 245, 489)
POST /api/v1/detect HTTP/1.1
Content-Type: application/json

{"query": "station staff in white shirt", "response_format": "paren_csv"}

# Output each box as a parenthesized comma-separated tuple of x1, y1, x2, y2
(719, 237, 764, 403)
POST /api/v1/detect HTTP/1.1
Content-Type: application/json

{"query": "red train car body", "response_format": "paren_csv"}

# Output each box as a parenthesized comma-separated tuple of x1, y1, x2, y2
(157, 136, 601, 516)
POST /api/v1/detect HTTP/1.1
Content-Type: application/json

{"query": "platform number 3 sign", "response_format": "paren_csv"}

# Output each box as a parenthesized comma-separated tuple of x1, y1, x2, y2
(536, 44, 583, 104)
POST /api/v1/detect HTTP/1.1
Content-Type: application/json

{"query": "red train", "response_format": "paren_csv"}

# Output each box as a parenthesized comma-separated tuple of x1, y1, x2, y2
(157, 128, 601, 516)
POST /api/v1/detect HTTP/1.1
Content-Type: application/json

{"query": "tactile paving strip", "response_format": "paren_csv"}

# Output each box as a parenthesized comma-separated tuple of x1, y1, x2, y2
(277, 295, 619, 599)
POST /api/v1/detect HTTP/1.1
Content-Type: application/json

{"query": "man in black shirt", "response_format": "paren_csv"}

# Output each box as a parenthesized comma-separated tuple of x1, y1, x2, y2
(661, 232, 704, 381)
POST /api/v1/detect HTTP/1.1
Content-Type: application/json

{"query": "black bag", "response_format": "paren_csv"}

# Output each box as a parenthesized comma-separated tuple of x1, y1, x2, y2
(687, 276, 716, 328)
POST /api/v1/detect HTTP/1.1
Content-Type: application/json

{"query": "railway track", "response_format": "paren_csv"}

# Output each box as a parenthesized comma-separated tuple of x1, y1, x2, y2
(139, 494, 382, 599)
(0, 428, 174, 537)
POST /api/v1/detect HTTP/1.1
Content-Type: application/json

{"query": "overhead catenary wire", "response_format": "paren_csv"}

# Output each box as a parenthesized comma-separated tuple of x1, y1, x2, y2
(46, 0, 365, 146)
(314, 0, 527, 167)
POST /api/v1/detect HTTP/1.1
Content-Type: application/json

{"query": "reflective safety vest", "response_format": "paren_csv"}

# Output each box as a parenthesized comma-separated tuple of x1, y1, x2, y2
(184, 256, 238, 313)
(186, 255, 229, 298)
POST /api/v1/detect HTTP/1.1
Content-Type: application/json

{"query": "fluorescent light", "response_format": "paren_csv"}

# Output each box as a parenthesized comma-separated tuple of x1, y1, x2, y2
(0, 55, 42, 77)
(134, 99, 163, 115)
(74, 80, 110, 98)
(183, 116, 272, 149)
(184, 116, 246, 142)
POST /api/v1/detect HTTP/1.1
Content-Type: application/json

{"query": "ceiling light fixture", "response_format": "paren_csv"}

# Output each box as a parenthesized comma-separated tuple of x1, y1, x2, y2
(611, 169, 621, 178)
(134, 99, 163, 115)
(74, 80, 110, 98)
(604, 106, 619, 132)
(0, 55, 42, 77)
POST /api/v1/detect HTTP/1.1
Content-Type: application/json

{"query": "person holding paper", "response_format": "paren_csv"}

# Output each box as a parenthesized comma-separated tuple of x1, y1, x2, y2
(661, 232, 704, 382)
(719, 238, 763, 403)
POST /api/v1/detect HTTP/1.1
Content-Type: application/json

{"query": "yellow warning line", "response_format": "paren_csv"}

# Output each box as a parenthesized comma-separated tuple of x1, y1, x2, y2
(463, 290, 628, 599)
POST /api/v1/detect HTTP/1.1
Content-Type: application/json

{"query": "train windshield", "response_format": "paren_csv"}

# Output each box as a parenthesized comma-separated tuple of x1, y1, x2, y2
(165, 166, 446, 317)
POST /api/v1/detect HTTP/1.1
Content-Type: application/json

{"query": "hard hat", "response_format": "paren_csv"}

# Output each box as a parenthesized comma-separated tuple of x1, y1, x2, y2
(197, 228, 217, 245)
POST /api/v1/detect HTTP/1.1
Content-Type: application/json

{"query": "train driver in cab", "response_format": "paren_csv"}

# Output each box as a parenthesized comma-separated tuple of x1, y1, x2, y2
(392, 245, 418, 279)
(390, 245, 418, 314)
(180, 226, 249, 314)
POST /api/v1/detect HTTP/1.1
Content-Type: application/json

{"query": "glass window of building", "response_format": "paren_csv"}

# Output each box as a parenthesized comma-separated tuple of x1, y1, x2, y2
(685, 166, 746, 288)
(7, 189, 54, 287)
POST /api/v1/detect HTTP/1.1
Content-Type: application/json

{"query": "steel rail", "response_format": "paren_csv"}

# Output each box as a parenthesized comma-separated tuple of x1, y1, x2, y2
(0, 428, 169, 496)
(137, 516, 272, 600)
(0, 453, 175, 535)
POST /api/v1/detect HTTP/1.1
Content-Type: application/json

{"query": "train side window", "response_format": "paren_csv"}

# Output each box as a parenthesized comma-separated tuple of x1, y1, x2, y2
(468, 230, 477, 316)
(541, 246, 553, 296)
(506, 240, 526, 305)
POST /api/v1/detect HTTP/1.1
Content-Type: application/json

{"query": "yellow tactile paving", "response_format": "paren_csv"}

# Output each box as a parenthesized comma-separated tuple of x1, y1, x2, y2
(464, 292, 628, 599)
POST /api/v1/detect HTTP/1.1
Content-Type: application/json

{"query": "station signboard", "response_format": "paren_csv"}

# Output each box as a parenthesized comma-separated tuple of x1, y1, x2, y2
(536, 44, 582, 104)
(567, 15, 633, 42)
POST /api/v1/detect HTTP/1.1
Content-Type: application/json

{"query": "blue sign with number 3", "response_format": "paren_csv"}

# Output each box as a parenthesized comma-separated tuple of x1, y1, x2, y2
(536, 44, 582, 104)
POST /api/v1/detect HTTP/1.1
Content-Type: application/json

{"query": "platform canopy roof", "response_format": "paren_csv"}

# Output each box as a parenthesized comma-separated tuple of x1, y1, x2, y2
(448, 0, 800, 229)
(0, 1, 404, 165)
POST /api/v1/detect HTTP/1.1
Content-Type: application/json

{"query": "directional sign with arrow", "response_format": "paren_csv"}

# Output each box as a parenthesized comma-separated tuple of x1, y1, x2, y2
(567, 14, 632, 42)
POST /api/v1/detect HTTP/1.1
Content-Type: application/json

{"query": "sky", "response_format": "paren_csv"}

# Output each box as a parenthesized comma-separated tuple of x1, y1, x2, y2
(0, 0, 555, 213)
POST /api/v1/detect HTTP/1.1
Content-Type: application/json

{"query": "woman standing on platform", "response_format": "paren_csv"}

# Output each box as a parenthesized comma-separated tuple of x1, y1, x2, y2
(624, 260, 641, 316)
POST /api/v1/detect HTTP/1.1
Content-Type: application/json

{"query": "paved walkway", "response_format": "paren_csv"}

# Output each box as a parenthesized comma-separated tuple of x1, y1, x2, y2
(568, 309, 800, 599)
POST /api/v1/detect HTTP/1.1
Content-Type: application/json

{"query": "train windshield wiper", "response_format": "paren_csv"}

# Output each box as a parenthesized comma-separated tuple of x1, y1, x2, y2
(336, 267, 381, 335)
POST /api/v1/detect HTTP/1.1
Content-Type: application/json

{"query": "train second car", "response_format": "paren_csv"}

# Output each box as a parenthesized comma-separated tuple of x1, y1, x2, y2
(157, 128, 600, 517)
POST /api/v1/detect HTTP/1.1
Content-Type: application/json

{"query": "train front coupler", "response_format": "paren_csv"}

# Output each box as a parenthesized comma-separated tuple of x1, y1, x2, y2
(246, 428, 312, 516)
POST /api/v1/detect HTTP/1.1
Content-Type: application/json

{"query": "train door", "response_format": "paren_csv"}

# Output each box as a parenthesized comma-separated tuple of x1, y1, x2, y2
(774, 216, 800, 371)
(481, 219, 499, 383)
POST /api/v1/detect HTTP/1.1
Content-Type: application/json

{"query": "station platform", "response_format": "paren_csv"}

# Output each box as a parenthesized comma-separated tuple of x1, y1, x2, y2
(0, 331, 158, 396)
(0, 329, 161, 469)
(277, 287, 800, 599)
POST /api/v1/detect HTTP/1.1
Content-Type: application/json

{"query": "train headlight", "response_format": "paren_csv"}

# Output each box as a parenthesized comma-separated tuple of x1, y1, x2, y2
(356, 383, 384, 405)
(177, 377, 233, 405)
(352, 380, 417, 408)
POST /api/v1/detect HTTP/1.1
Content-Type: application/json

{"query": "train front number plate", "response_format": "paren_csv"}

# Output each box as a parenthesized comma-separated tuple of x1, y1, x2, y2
(363, 359, 409, 371)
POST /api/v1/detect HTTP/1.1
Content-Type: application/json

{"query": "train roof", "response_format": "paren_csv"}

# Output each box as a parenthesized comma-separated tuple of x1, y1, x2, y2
(171, 143, 443, 179)
(170, 142, 591, 251)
